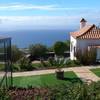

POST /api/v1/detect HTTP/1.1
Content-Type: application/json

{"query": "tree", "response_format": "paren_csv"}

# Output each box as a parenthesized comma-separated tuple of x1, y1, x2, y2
(29, 44, 47, 59)
(53, 41, 67, 57)
(11, 45, 23, 63)
(64, 40, 70, 51)
(47, 46, 54, 52)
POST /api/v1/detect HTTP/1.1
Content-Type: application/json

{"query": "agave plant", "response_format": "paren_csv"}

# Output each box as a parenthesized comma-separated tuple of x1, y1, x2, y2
(48, 57, 66, 71)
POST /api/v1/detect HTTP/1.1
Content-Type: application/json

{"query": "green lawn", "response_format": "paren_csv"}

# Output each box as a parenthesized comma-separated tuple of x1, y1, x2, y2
(90, 68, 100, 77)
(0, 64, 5, 71)
(13, 71, 81, 88)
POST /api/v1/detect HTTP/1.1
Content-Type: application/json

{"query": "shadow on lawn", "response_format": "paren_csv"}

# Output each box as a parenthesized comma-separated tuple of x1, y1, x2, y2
(61, 77, 82, 83)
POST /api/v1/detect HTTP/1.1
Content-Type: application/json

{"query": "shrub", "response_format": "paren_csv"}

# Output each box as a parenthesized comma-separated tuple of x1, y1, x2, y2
(76, 48, 97, 65)
(19, 57, 33, 71)
(11, 64, 21, 72)
(32, 61, 50, 70)
(48, 57, 55, 66)
(11, 45, 24, 63)
(48, 81, 100, 100)
(40, 60, 50, 68)
(48, 57, 67, 70)
(32, 63, 42, 69)
(1, 81, 100, 99)
(48, 58, 81, 68)
(74, 59, 81, 65)
(65, 59, 81, 67)
(29, 44, 47, 59)
(0, 88, 10, 100)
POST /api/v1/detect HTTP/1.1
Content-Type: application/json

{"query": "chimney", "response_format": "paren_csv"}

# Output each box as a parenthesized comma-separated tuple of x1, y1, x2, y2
(80, 18, 87, 29)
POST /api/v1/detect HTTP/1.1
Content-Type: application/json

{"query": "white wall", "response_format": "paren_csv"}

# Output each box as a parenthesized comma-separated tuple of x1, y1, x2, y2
(70, 36, 77, 60)
(70, 38, 100, 60)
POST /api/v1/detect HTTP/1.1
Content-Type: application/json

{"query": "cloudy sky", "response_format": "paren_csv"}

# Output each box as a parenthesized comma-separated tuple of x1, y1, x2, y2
(0, 0, 100, 31)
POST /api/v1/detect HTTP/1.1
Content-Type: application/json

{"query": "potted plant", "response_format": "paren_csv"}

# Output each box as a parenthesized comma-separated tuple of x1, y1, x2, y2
(55, 57, 66, 79)
(48, 57, 66, 79)
(53, 41, 67, 79)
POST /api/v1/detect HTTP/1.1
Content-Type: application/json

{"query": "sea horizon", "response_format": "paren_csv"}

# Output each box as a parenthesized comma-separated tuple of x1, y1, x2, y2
(0, 29, 72, 48)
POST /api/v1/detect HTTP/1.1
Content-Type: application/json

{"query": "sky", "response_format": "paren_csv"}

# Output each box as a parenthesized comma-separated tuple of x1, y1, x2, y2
(0, 0, 100, 31)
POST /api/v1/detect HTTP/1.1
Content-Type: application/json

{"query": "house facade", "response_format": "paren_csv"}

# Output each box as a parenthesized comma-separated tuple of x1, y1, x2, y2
(70, 18, 100, 60)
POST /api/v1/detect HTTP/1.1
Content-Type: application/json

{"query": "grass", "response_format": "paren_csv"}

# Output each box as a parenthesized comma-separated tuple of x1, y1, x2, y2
(13, 71, 81, 88)
(0, 64, 5, 71)
(90, 68, 100, 77)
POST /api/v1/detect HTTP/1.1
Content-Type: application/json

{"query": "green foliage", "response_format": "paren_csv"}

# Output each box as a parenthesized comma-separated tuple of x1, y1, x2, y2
(48, 81, 100, 100)
(76, 48, 97, 65)
(12, 71, 78, 88)
(48, 57, 81, 68)
(48, 83, 81, 100)
(48, 57, 55, 66)
(32, 63, 43, 69)
(12, 58, 82, 72)
(19, 57, 33, 71)
(12, 58, 40, 72)
(90, 68, 100, 77)
(11, 64, 21, 72)
(1, 80, 100, 99)
(0, 64, 5, 71)
(48, 57, 66, 70)
(29, 44, 47, 58)
(64, 40, 70, 51)
(66, 59, 81, 67)
(32, 61, 50, 70)
(40, 60, 50, 68)
(0, 88, 10, 100)
(11, 45, 24, 63)
(47, 46, 54, 52)
(53, 41, 67, 56)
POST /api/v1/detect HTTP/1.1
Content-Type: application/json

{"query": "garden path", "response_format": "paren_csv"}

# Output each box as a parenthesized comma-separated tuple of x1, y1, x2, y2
(0, 66, 100, 83)
(72, 67, 100, 83)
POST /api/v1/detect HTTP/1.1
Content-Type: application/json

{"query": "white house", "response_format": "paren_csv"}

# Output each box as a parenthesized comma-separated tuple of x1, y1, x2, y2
(70, 18, 100, 60)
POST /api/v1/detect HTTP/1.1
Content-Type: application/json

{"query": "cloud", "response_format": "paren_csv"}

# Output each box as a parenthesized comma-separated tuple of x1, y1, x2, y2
(0, 16, 81, 25)
(0, 3, 57, 11)
(0, 3, 97, 11)
(0, 16, 82, 31)
(0, 15, 100, 31)
(0, 19, 2, 24)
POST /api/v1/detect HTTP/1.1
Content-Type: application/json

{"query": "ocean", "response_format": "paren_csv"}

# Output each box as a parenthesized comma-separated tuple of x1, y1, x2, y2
(0, 30, 71, 48)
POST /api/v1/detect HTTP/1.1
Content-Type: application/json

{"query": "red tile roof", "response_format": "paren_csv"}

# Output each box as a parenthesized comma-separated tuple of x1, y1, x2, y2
(70, 24, 100, 39)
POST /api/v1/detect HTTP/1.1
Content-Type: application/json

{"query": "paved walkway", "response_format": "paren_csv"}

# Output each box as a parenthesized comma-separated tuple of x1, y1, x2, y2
(72, 67, 100, 83)
(12, 68, 72, 77)
(0, 66, 100, 83)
